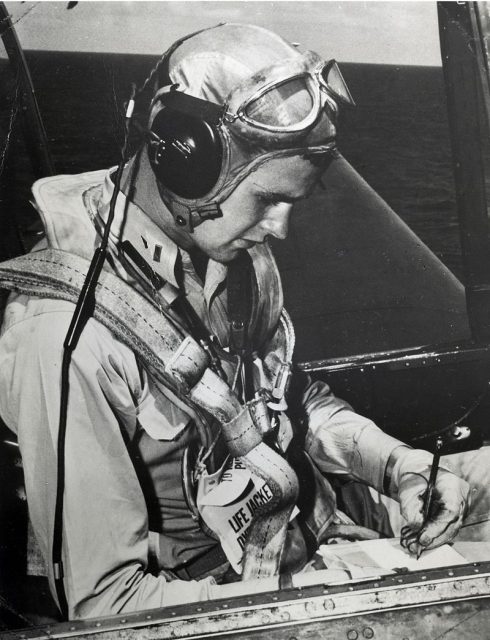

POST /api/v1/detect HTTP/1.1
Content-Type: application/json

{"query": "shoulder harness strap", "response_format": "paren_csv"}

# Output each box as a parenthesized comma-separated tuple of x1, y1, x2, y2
(0, 248, 299, 579)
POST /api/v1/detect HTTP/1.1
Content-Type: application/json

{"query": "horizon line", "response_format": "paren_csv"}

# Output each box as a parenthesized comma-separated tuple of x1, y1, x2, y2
(0, 48, 443, 69)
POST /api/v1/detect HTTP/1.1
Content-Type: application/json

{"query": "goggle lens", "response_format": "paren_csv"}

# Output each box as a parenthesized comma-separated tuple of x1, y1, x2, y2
(320, 61, 356, 106)
(244, 77, 314, 127)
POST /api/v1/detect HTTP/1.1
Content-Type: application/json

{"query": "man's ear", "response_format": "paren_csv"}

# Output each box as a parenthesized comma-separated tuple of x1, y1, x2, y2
(147, 99, 224, 200)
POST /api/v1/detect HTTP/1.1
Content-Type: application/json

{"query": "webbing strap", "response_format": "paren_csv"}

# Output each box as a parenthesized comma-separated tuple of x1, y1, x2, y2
(0, 249, 215, 442)
(0, 248, 298, 578)
(241, 442, 298, 579)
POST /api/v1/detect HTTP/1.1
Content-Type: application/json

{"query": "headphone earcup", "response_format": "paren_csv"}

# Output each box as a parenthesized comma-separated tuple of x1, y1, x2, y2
(149, 107, 223, 199)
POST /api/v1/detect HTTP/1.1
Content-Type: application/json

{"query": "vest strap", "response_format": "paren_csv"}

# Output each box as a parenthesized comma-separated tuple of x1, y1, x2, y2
(0, 248, 299, 578)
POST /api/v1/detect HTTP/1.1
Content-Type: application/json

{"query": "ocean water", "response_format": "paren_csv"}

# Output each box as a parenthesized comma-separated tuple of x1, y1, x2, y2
(0, 51, 462, 279)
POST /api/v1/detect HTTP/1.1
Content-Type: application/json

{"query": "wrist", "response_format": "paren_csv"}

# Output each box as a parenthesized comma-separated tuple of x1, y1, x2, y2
(383, 444, 411, 495)
(387, 446, 455, 500)
(345, 425, 409, 492)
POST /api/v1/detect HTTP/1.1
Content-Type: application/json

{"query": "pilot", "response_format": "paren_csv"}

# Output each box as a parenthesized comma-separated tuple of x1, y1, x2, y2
(0, 23, 477, 620)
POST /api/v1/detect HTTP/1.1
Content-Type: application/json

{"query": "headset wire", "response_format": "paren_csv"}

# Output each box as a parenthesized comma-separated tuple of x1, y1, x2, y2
(52, 85, 136, 619)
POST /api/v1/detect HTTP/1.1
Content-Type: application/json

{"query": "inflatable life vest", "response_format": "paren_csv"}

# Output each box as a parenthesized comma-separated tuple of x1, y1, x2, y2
(0, 170, 336, 579)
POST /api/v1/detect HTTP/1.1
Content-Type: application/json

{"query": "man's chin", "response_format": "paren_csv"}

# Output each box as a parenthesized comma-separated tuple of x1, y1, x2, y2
(210, 246, 249, 264)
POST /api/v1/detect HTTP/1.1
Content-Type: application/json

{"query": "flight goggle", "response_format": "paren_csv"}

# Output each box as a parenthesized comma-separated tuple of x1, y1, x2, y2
(221, 50, 355, 142)
(151, 50, 353, 151)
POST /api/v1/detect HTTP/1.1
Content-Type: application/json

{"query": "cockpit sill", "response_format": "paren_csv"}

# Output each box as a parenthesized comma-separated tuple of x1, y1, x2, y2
(298, 340, 490, 374)
(3, 561, 490, 640)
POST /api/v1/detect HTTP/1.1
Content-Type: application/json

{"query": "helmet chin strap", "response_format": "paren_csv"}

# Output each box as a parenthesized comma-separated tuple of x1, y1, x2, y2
(171, 200, 223, 232)
(154, 177, 223, 232)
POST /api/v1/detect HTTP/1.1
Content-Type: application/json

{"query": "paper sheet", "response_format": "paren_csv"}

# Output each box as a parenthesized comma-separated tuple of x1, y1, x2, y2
(317, 538, 467, 574)
(357, 538, 467, 571)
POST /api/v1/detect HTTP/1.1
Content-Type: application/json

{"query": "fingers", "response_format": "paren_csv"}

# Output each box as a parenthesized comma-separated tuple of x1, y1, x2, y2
(400, 506, 464, 556)
(400, 525, 412, 539)
(400, 529, 419, 554)
(417, 502, 465, 549)
(418, 474, 469, 550)
(399, 485, 426, 530)
(398, 470, 470, 556)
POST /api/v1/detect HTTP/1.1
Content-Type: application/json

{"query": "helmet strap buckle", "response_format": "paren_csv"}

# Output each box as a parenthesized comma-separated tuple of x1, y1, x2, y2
(172, 202, 223, 232)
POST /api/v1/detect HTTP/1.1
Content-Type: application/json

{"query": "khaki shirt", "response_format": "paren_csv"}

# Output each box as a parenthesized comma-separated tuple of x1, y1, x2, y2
(0, 169, 402, 618)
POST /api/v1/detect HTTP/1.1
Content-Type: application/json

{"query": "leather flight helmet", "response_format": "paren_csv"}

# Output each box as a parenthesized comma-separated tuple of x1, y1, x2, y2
(148, 23, 348, 231)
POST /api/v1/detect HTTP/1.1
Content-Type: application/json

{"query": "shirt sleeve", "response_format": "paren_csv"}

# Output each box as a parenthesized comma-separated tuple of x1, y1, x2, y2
(0, 296, 215, 619)
(302, 378, 404, 492)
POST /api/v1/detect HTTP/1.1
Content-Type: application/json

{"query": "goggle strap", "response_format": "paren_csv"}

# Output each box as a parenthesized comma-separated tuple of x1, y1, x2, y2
(158, 90, 225, 125)
(321, 60, 356, 107)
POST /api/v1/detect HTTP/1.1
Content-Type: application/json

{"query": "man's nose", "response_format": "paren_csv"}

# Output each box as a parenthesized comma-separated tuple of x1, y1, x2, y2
(260, 204, 292, 240)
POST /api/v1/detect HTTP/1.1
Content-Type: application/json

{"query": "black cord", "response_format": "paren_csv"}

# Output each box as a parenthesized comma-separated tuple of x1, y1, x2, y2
(51, 85, 136, 619)
(52, 350, 71, 618)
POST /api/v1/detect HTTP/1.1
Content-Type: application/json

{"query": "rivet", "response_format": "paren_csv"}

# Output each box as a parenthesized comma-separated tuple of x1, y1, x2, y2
(120, 619, 127, 623)
(95, 622, 101, 627)
(363, 627, 374, 639)
(69, 627, 76, 631)
(421, 575, 427, 580)
(347, 630, 358, 640)
(296, 592, 303, 598)
(196, 607, 203, 612)
(146, 615, 152, 620)
(305, 601, 318, 613)
(272, 595, 278, 601)
(448, 570, 454, 577)
(323, 598, 335, 611)
(176, 215, 186, 226)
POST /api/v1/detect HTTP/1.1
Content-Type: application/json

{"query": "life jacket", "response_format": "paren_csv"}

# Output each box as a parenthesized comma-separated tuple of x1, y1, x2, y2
(0, 170, 336, 578)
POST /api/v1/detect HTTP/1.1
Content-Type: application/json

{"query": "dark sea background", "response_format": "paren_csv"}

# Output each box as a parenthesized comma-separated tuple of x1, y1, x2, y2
(0, 51, 462, 279)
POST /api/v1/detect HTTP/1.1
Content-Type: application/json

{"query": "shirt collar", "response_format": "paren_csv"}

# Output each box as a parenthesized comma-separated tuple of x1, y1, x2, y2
(98, 169, 227, 304)
(98, 169, 180, 288)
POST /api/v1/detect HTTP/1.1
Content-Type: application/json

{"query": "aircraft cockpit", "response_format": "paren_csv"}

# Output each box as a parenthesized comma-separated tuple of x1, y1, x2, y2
(1, 2, 490, 638)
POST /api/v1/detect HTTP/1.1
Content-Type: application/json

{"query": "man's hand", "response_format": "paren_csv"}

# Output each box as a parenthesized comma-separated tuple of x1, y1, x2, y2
(387, 447, 470, 556)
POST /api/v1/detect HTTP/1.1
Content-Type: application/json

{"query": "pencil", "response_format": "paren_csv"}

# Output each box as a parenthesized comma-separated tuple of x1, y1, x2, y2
(417, 436, 443, 558)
